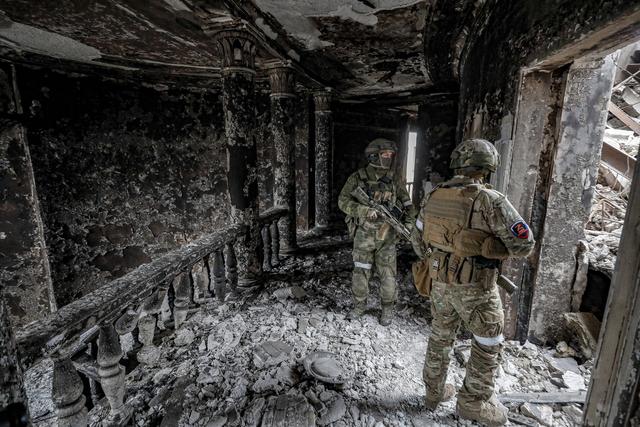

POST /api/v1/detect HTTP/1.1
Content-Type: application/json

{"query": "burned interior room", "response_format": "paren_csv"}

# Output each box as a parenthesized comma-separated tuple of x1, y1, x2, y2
(1, 1, 640, 426)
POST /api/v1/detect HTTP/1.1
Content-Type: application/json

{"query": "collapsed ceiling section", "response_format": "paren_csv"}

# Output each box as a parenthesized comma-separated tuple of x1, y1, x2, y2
(0, 0, 439, 97)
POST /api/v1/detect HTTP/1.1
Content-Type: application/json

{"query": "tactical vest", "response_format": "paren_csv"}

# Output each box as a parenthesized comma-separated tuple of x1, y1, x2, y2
(357, 167, 398, 205)
(422, 183, 487, 254)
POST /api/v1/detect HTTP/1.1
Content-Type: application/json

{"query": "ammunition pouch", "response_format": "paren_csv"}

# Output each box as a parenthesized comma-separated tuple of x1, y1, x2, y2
(472, 256, 501, 291)
(429, 251, 449, 283)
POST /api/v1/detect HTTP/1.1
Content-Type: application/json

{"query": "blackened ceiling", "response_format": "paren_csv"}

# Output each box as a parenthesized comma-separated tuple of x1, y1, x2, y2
(0, 0, 472, 97)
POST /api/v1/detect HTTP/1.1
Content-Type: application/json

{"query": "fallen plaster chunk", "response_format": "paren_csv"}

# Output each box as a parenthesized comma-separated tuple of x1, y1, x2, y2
(253, 340, 293, 368)
(317, 392, 346, 426)
(543, 353, 580, 375)
(174, 328, 195, 346)
(562, 371, 587, 390)
(261, 394, 315, 427)
(521, 403, 554, 426)
(206, 415, 227, 427)
(562, 404, 584, 423)
(563, 312, 601, 358)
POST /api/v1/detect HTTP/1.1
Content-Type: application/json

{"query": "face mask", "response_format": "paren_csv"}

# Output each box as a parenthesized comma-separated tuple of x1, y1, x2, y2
(378, 150, 395, 168)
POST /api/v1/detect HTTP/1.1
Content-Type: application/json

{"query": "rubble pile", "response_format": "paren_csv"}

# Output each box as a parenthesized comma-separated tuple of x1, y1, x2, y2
(26, 244, 591, 426)
(584, 177, 628, 274)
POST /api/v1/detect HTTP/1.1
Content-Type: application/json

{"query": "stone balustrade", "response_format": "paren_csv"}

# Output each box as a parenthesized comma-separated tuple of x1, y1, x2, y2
(13, 209, 289, 426)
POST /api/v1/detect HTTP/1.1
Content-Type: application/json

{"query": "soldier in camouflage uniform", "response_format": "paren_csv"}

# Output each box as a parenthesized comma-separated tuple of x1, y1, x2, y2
(338, 138, 416, 326)
(414, 139, 534, 426)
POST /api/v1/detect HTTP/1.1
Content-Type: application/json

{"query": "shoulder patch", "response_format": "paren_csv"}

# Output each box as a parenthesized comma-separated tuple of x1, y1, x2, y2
(511, 221, 530, 239)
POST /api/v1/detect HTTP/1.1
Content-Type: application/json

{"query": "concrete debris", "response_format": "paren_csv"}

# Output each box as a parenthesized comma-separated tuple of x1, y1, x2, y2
(174, 328, 195, 346)
(562, 404, 584, 423)
(273, 285, 307, 301)
(555, 341, 578, 358)
(261, 394, 315, 427)
(543, 353, 580, 375)
(563, 312, 601, 359)
(521, 402, 553, 426)
(253, 340, 294, 368)
(24, 246, 586, 427)
(562, 371, 587, 391)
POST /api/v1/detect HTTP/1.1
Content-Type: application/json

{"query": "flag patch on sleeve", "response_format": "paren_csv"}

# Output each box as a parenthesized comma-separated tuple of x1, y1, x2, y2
(511, 221, 530, 239)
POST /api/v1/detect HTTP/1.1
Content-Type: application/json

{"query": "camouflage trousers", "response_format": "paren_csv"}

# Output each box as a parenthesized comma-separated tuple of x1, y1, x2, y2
(423, 279, 504, 408)
(351, 222, 397, 305)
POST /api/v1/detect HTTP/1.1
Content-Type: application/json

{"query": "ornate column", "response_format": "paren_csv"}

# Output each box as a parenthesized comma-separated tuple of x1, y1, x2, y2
(215, 29, 262, 288)
(313, 89, 333, 229)
(267, 62, 297, 254)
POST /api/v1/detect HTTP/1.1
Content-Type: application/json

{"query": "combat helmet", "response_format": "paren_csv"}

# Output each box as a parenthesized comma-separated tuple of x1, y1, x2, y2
(365, 138, 397, 169)
(449, 138, 499, 173)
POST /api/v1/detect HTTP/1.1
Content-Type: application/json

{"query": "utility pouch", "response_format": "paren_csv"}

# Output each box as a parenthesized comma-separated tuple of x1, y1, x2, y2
(412, 258, 432, 297)
(429, 251, 449, 283)
(459, 258, 473, 284)
(473, 257, 500, 291)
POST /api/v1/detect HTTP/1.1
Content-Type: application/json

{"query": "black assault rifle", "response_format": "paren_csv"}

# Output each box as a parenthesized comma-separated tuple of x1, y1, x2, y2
(350, 186, 518, 294)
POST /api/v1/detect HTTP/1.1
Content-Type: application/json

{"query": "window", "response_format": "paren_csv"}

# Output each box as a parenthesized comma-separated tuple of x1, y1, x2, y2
(405, 131, 417, 199)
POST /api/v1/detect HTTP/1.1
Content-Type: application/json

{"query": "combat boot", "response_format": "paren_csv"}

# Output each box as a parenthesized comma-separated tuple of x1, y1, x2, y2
(457, 394, 508, 426)
(379, 303, 394, 326)
(346, 301, 366, 320)
(425, 383, 456, 410)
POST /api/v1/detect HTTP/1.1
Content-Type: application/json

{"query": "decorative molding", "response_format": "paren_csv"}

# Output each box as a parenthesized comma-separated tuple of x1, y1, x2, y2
(314, 89, 333, 112)
(214, 29, 257, 73)
(266, 61, 296, 97)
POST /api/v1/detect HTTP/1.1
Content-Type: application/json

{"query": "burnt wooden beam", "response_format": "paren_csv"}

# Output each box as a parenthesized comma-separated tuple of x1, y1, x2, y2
(16, 225, 242, 368)
(601, 139, 637, 179)
(609, 101, 640, 135)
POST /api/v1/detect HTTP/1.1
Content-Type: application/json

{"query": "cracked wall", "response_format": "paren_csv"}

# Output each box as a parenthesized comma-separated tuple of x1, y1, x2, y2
(16, 66, 231, 307)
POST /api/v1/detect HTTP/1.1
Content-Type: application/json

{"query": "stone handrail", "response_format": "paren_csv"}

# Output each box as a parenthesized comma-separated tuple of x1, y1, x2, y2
(16, 225, 243, 367)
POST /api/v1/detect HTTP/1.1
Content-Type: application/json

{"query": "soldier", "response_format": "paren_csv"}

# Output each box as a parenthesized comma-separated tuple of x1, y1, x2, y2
(414, 139, 534, 426)
(338, 138, 416, 326)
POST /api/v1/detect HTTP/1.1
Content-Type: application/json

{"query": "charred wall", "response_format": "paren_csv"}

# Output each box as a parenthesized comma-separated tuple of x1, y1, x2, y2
(459, 0, 640, 139)
(16, 67, 231, 307)
(332, 105, 405, 221)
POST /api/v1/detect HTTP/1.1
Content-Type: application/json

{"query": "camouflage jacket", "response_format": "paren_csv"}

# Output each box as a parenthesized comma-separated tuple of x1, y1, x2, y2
(338, 164, 416, 227)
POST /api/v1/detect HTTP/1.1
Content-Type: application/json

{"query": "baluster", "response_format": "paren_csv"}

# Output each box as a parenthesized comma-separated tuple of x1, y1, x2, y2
(191, 258, 211, 302)
(52, 356, 88, 427)
(173, 272, 191, 329)
(270, 220, 280, 267)
(212, 248, 226, 302)
(159, 284, 172, 330)
(136, 287, 165, 365)
(97, 324, 131, 426)
(261, 224, 272, 271)
(225, 242, 238, 295)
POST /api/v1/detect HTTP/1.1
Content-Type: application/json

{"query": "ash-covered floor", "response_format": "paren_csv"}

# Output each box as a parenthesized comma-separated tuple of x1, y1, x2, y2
(26, 238, 590, 427)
